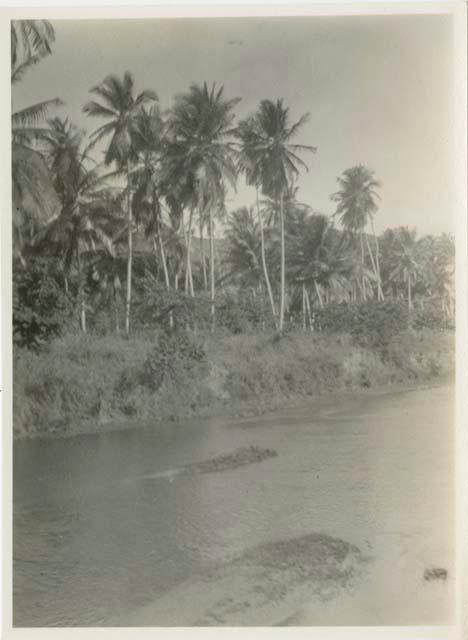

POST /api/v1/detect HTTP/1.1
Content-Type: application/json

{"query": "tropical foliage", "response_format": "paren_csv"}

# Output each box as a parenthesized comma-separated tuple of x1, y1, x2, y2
(11, 19, 63, 263)
(12, 20, 455, 349)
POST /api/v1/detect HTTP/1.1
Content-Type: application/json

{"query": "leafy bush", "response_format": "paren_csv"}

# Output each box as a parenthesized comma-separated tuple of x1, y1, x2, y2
(313, 302, 409, 343)
(139, 331, 207, 392)
(215, 290, 269, 334)
(132, 271, 271, 335)
(412, 299, 455, 331)
(13, 259, 74, 349)
(132, 274, 207, 331)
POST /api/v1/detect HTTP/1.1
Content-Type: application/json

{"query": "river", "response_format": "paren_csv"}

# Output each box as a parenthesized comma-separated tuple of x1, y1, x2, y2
(13, 383, 455, 627)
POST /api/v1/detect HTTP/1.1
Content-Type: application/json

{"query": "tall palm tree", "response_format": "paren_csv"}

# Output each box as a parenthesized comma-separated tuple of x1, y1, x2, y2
(83, 71, 157, 335)
(162, 153, 197, 296)
(166, 82, 240, 327)
(331, 165, 384, 301)
(239, 99, 316, 331)
(129, 106, 173, 292)
(11, 19, 62, 259)
(236, 116, 278, 328)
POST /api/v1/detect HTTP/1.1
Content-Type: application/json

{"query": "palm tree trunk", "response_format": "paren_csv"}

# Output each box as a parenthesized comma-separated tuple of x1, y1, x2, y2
(199, 213, 208, 290)
(81, 302, 86, 334)
(258, 282, 265, 331)
(359, 232, 367, 302)
(314, 280, 324, 309)
(209, 207, 215, 330)
(153, 235, 173, 330)
(183, 229, 189, 294)
(302, 284, 306, 330)
(364, 230, 384, 301)
(77, 254, 86, 334)
(189, 266, 194, 297)
(356, 276, 364, 302)
(279, 191, 286, 332)
(370, 217, 383, 299)
(256, 186, 278, 330)
(185, 207, 195, 297)
(115, 305, 120, 335)
(305, 287, 313, 331)
(155, 235, 170, 292)
(125, 159, 132, 336)
(153, 190, 171, 293)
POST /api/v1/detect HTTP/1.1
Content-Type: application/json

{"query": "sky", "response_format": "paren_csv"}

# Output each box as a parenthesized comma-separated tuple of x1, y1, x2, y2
(12, 14, 455, 236)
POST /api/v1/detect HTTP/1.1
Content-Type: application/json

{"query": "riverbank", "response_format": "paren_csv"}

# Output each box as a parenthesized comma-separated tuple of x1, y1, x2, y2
(13, 328, 454, 439)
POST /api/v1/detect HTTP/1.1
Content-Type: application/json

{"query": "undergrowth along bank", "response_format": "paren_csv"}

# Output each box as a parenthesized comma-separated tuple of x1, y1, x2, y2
(13, 329, 454, 439)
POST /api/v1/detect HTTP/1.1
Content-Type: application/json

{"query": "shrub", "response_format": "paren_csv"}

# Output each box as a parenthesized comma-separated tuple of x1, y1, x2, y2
(132, 272, 271, 335)
(13, 259, 74, 349)
(313, 302, 409, 344)
(215, 290, 268, 334)
(412, 299, 455, 332)
(139, 330, 207, 392)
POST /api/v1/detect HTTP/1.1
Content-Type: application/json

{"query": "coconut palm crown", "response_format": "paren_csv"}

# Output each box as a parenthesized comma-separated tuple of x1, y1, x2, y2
(331, 164, 380, 233)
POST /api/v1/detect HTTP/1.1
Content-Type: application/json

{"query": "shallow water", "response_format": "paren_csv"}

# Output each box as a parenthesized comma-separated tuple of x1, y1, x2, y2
(13, 384, 455, 626)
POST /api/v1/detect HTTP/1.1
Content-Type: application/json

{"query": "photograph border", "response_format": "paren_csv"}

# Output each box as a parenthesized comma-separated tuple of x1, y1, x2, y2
(1, 3, 466, 639)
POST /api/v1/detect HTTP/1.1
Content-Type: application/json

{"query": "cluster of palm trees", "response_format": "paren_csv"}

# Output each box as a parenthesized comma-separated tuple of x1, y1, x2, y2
(13, 20, 455, 339)
(225, 205, 455, 327)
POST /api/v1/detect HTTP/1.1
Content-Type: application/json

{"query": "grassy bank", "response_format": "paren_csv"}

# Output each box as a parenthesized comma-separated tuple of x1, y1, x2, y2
(13, 329, 454, 439)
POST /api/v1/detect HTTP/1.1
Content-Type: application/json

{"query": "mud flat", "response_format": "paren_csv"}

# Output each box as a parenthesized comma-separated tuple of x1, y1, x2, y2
(122, 533, 368, 626)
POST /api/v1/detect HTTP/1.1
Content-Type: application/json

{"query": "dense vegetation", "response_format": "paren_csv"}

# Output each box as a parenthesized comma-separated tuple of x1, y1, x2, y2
(12, 21, 455, 437)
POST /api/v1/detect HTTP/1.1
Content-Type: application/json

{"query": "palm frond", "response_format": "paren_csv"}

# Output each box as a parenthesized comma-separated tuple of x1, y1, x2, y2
(12, 98, 64, 128)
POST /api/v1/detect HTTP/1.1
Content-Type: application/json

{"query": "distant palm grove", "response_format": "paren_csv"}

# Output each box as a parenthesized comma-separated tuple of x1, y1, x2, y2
(12, 20, 455, 349)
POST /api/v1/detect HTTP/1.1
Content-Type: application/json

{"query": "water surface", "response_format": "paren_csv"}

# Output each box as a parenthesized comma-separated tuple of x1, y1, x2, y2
(13, 384, 455, 626)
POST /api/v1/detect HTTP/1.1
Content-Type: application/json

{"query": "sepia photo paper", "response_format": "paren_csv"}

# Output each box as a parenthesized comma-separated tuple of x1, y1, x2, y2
(1, 3, 467, 640)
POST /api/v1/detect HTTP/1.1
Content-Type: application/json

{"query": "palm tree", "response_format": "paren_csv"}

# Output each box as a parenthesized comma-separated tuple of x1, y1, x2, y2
(30, 118, 119, 331)
(236, 116, 278, 328)
(287, 212, 352, 326)
(83, 72, 157, 335)
(166, 82, 240, 327)
(11, 20, 55, 82)
(31, 203, 117, 333)
(432, 234, 455, 319)
(225, 207, 263, 287)
(11, 20, 62, 259)
(388, 227, 420, 311)
(238, 99, 316, 331)
(129, 106, 172, 290)
(331, 165, 384, 301)
(414, 232, 455, 320)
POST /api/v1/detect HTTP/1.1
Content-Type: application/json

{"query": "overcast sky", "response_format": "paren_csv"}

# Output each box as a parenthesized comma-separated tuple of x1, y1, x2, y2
(12, 14, 455, 236)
